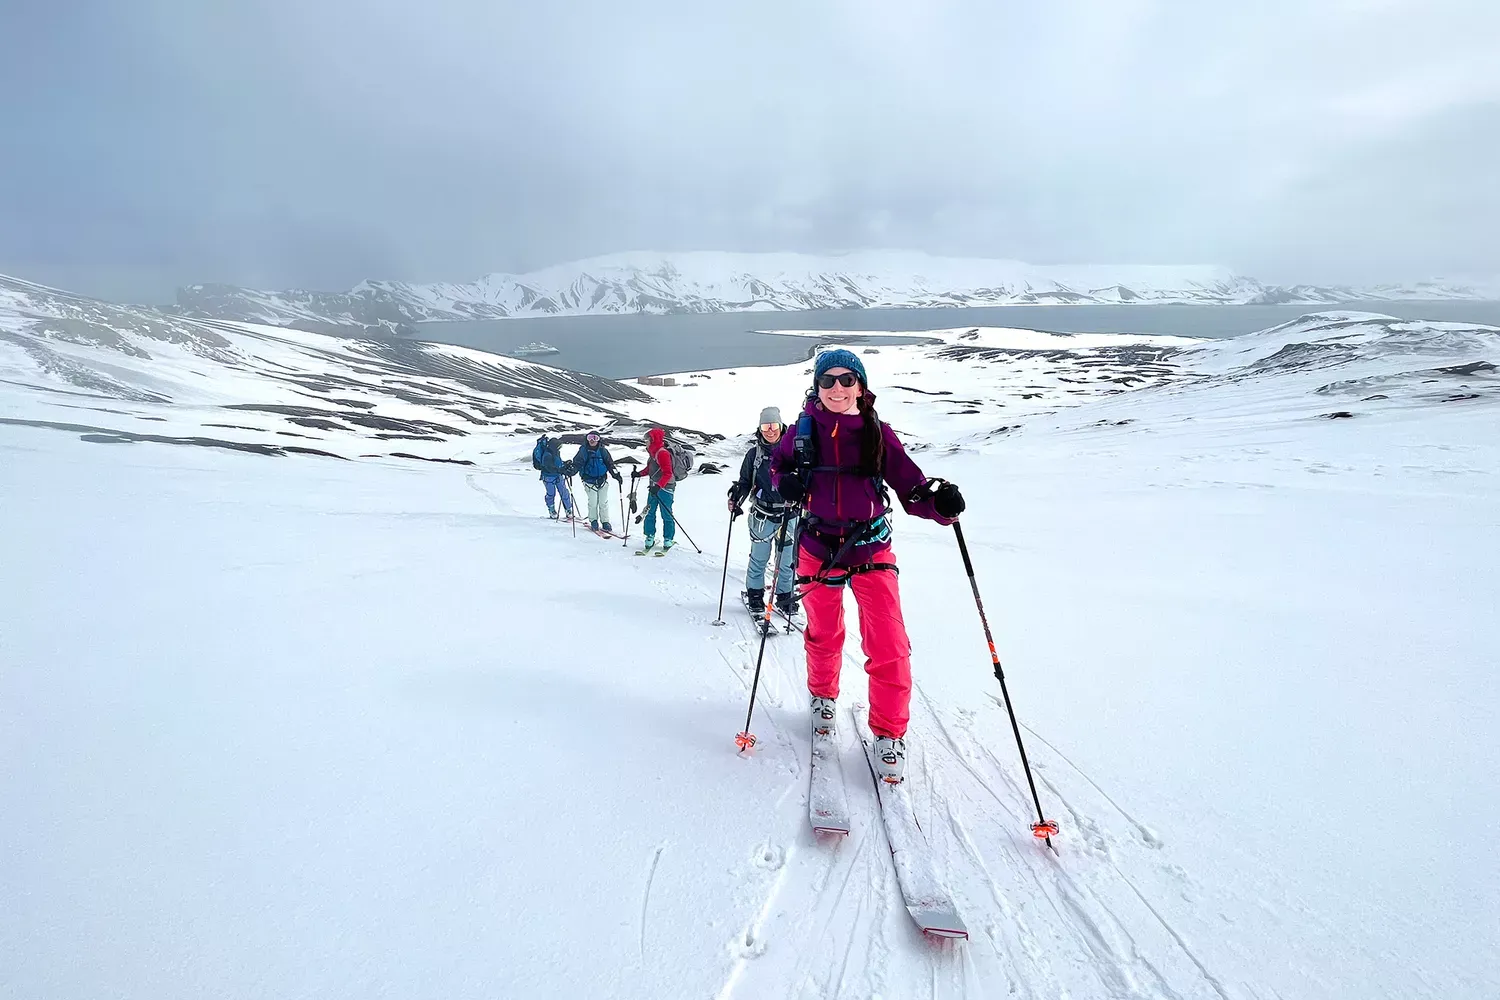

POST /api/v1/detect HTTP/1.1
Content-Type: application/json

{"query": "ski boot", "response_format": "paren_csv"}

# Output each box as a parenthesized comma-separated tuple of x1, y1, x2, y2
(744, 589, 766, 615)
(873, 735, 906, 784)
(589, 520, 600, 532)
(635, 537, 656, 555)
(655, 538, 675, 557)
(547, 508, 560, 520)
(775, 591, 800, 616)
(602, 522, 613, 534)
(810, 696, 836, 735)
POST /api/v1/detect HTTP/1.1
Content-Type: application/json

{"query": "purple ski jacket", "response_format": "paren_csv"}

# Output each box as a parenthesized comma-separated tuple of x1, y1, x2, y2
(771, 394, 952, 567)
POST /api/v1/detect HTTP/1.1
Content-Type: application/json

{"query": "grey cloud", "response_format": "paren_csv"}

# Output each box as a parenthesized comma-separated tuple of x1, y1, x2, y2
(1, 0, 1497, 300)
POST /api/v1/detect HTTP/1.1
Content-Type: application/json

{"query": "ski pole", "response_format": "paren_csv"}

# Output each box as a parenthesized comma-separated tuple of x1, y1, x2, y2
(951, 517, 1059, 852)
(712, 510, 741, 626)
(771, 603, 803, 634)
(624, 477, 639, 547)
(736, 516, 791, 752)
(567, 476, 577, 538)
(671, 513, 703, 554)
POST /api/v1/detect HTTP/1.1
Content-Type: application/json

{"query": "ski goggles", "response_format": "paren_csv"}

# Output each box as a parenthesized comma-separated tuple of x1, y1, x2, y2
(816, 372, 860, 389)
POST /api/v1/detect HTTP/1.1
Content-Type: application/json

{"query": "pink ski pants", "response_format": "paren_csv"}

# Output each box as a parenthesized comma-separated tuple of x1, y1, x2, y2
(797, 548, 912, 739)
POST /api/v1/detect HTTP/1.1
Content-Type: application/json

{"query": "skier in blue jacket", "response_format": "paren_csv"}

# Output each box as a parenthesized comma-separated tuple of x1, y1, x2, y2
(531, 434, 576, 520)
(570, 431, 624, 534)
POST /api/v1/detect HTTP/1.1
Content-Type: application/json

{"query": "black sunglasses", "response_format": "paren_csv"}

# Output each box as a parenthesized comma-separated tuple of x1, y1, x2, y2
(816, 372, 860, 389)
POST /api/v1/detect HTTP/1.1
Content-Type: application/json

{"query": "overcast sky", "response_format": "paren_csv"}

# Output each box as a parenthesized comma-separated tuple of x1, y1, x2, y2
(2, 0, 1497, 300)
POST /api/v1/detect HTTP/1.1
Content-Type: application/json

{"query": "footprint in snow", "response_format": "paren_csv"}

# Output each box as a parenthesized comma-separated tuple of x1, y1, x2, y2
(752, 842, 786, 870)
(733, 928, 767, 959)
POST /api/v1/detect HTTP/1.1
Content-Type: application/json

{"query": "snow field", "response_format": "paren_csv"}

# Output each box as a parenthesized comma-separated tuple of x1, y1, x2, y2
(3, 310, 1498, 999)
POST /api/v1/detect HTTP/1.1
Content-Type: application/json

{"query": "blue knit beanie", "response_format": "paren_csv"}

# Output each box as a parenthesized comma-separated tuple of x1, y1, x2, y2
(814, 348, 868, 387)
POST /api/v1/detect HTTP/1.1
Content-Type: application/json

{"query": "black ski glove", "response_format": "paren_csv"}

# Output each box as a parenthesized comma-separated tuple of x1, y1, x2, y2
(612, 472, 623, 485)
(777, 476, 806, 504)
(932, 481, 965, 519)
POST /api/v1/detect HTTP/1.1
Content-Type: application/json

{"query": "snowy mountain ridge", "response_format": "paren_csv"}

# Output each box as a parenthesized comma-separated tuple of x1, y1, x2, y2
(0, 271, 679, 465)
(6, 252, 1498, 467)
(168, 251, 1500, 327)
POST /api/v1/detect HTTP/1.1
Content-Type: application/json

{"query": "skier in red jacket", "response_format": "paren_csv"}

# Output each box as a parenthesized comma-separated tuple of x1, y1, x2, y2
(630, 427, 677, 553)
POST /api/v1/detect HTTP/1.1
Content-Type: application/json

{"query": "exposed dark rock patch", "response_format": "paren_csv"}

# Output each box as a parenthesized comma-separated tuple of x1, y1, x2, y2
(287, 416, 346, 431)
(389, 452, 474, 465)
(1436, 361, 1497, 376)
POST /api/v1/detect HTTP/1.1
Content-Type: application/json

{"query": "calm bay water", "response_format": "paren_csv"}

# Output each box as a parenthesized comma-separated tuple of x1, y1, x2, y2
(413, 301, 1500, 379)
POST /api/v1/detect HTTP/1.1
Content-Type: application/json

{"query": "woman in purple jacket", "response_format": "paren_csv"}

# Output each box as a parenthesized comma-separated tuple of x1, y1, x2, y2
(771, 349, 966, 783)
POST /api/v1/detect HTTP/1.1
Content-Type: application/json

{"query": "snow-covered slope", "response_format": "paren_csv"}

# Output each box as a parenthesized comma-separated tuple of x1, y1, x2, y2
(3, 290, 1497, 999)
(171, 251, 1500, 327)
(0, 272, 709, 465)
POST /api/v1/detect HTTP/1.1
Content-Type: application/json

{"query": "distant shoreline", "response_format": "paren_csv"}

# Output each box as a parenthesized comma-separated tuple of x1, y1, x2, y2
(407, 300, 1500, 380)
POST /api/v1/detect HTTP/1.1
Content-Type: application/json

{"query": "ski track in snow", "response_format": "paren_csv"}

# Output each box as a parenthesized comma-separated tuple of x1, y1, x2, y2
(685, 546, 1237, 1000)
(639, 844, 665, 960)
(690, 560, 1290, 1000)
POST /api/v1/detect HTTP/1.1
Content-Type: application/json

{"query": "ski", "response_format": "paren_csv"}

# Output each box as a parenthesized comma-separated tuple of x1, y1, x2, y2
(860, 738, 969, 940)
(809, 727, 850, 836)
(740, 594, 779, 636)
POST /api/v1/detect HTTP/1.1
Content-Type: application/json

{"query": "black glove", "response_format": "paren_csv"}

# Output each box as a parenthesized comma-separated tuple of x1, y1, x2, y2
(628, 493, 638, 513)
(561, 461, 576, 478)
(612, 472, 623, 485)
(631, 467, 644, 479)
(777, 475, 806, 504)
(648, 483, 660, 498)
(932, 481, 965, 519)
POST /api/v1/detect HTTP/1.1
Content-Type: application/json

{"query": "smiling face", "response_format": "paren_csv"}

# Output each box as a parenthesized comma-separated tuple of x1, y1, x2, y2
(760, 421, 782, 443)
(817, 367, 861, 414)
